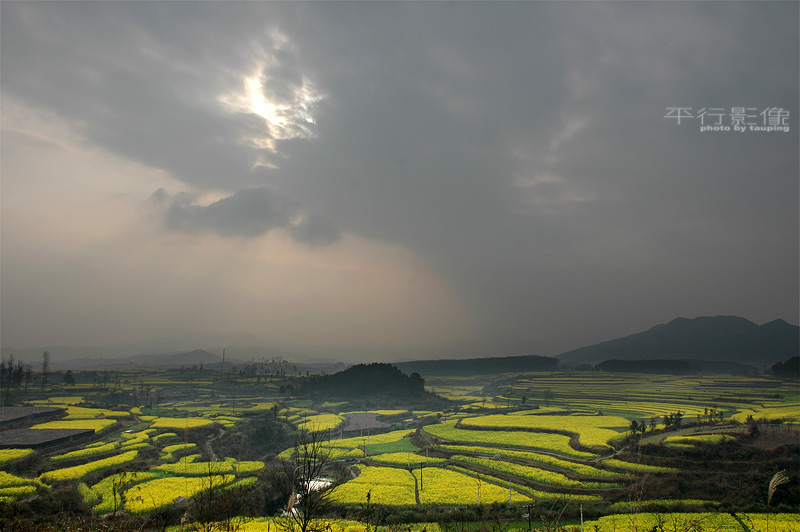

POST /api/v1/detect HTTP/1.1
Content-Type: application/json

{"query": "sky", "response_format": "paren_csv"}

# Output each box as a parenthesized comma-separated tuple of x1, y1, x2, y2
(1, 1, 798, 360)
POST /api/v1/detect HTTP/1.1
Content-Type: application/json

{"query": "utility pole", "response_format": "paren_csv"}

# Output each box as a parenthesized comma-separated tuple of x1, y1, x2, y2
(526, 503, 532, 531)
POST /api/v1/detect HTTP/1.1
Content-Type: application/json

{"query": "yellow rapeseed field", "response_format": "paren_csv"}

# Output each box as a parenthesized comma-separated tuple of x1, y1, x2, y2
(148, 417, 214, 429)
(39, 450, 139, 482)
(0, 449, 34, 465)
(332, 465, 417, 505)
(30, 419, 117, 433)
(459, 414, 628, 449)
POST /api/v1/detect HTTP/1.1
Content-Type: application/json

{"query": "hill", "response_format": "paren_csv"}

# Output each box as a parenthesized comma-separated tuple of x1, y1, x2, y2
(299, 363, 426, 398)
(558, 316, 799, 366)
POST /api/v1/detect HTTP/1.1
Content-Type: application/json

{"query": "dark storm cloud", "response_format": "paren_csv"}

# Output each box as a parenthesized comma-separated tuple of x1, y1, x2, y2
(2, 1, 797, 353)
(264, 2, 799, 349)
(153, 187, 339, 245)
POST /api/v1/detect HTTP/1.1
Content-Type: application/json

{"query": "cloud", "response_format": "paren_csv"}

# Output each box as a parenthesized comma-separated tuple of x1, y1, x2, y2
(1, 1, 797, 354)
(153, 187, 339, 245)
(289, 214, 341, 247)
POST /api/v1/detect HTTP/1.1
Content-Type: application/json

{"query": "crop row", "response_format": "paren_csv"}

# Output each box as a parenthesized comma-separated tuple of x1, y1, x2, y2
(151, 432, 178, 442)
(0, 471, 43, 489)
(598, 458, 677, 473)
(449, 455, 621, 489)
(334, 464, 535, 507)
(82, 471, 162, 514)
(192, 518, 441, 532)
(364, 436, 419, 455)
(51, 442, 119, 462)
(81, 456, 263, 514)
(39, 450, 139, 482)
(606, 499, 720, 512)
(459, 414, 628, 449)
(331, 429, 415, 450)
(583, 512, 800, 531)
(443, 465, 603, 503)
(731, 404, 800, 423)
(332, 465, 417, 505)
(412, 467, 530, 506)
(297, 413, 344, 432)
(423, 421, 595, 458)
(148, 416, 214, 429)
(278, 428, 415, 460)
(127, 474, 236, 514)
(0, 449, 34, 466)
(64, 406, 131, 419)
(153, 458, 264, 476)
(30, 419, 118, 433)
(28, 396, 84, 406)
(663, 434, 734, 446)
(438, 445, 630, 478)
(160, 442, 197, 461)
(365, 452, 446, 467)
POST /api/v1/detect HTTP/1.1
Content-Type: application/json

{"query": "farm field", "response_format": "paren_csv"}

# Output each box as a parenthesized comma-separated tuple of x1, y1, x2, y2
(0, 363, 797, 531)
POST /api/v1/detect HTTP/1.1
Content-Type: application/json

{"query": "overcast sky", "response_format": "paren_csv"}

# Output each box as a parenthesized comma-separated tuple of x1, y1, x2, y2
(1, 1, 798, 359)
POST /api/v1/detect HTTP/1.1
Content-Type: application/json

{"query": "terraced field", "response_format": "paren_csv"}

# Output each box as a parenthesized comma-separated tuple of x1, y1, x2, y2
(423, 420, 595, 458)
(1, 368, 797, 530)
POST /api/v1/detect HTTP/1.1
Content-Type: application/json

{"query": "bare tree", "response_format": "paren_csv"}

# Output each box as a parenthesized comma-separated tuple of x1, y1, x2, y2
(110, 471, 140, 517)
(41, 350, 51, 391)
(275, 429, 347, 532)
(189, 460, 248, 532)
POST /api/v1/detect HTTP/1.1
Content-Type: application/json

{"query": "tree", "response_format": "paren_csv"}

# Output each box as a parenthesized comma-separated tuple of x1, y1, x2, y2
(41, 351, 51, 391)
(772, 356, 800, 379)
(1, 355, 12, 404)
(275, 429, 346, 532)
(63, 370, 76, 387)
(543, 388, 554, 407)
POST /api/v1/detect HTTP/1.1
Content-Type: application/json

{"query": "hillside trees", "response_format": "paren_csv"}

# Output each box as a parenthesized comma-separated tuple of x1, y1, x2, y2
(299, 363, 427, 399)
(772, 356, 799, 379)
(1, 355, 32, 403)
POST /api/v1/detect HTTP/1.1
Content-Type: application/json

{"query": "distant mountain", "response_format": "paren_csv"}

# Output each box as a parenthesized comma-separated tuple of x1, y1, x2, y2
(126, 349, 221, 366)
(557, 316, 799, 367)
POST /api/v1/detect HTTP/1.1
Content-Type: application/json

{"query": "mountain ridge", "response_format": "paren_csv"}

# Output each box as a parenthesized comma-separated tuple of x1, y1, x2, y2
(557, 315, 798, 366)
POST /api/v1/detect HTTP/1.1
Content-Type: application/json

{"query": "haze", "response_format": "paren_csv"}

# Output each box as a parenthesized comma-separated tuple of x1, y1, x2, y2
(1, 2, 798, 360)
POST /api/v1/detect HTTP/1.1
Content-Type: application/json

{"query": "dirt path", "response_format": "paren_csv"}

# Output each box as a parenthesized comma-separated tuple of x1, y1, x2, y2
(411, 468, 421, 505)
(205, 427, 224, 461)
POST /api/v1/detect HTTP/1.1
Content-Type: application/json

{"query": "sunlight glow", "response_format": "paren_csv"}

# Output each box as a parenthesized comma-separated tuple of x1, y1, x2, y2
(219, 47, 324, 154)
